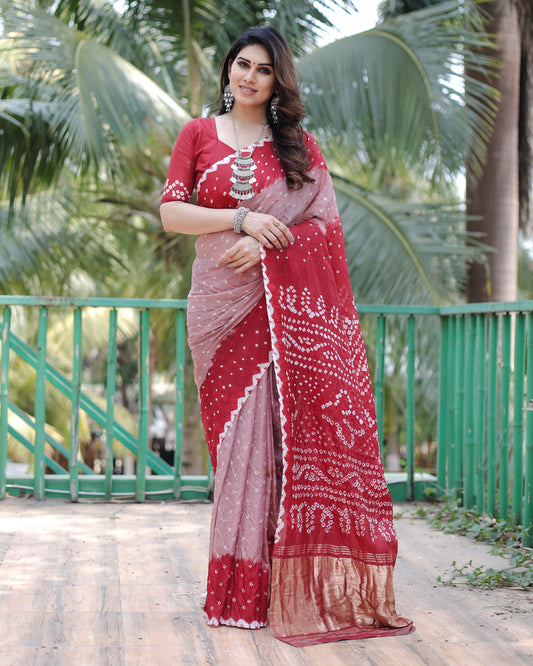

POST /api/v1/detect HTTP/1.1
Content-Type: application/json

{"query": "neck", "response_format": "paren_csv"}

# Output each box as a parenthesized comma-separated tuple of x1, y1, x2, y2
(231, 103, 267, 127)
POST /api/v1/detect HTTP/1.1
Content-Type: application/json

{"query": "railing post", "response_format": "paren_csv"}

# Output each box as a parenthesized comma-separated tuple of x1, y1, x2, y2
(512, 313, 526, 524)
(523, 311, 533, 547)
(136, 309, 150, 502)
(34, 307, 48, 500)
(464, 316, 476, 509)
(105, 309, 118, 500)
(486, 314, 499, 517)
(454, 316, 466, 493)
(374, 315, 386, 462)
(69, 308, 82, 502)
(446, 317, 457, 491)
(0, 307, 12, 499)
(437, 315, 449, 493)
(474, 316, 486, 513)
(173, 308, 186, 499)
(406, 316, 416, 501)
(499, 314, 512, 519)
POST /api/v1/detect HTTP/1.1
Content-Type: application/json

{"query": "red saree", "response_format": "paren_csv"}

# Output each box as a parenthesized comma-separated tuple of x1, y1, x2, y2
(162, 117, 414, 645)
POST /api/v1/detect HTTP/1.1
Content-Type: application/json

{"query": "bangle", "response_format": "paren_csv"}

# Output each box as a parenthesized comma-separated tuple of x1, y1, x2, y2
(233, 207, 249, 234)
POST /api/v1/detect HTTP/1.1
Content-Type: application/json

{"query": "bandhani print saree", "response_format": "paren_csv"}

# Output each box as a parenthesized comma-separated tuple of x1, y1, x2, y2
(163, 118, 414, 646)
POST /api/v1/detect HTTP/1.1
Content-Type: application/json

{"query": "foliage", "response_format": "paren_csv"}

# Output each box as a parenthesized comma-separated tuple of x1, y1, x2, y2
(301, 1, 499, 188)
(120, 0, 359, 62)
(0, 192, 124, 293)
(298, 1, 497, 308)
(428, 499, 522, 543)
(334, 181, 488, 305)
(518, 242, 533, 298)
(0, 0, 190, 206)
(417, 498, 533, 589)
(378, 0, 448, 21)
(438, 554, 533, 589)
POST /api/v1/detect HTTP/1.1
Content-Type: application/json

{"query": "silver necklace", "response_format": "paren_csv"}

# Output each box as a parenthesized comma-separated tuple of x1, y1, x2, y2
(229, 111, 267, 201)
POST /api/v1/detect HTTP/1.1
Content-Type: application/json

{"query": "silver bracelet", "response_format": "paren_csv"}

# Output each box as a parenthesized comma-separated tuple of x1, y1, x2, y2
(233, 207, 249, 234)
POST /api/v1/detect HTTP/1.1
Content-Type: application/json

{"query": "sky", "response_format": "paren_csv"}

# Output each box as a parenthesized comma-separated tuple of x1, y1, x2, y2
(319, 1, 381, 45)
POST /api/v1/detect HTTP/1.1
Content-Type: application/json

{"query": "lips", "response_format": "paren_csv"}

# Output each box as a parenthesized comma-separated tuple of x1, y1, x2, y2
(239, 85, 256, 95)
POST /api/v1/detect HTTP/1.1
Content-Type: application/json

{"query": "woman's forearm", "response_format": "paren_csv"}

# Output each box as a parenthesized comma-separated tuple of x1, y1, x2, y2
(160, 200, 293, 249)
(160, 201, 234, 235)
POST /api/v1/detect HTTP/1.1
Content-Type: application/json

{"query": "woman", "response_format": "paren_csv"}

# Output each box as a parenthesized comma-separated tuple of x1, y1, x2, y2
(160, 26, 413, 647)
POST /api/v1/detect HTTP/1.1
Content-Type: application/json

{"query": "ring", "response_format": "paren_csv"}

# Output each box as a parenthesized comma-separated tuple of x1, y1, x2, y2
(274, 221, 281, 228)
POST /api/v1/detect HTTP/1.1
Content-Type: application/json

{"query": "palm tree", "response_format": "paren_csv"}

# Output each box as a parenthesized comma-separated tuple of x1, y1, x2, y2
(465, 0, 532, 302)
(379, 0, 448, 17)
(379, 0, 533, 302)
(300, 1, 496, 304)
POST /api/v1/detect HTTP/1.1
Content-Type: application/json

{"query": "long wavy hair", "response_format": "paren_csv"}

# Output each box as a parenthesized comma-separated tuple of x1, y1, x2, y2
(211, 26, 314, 190)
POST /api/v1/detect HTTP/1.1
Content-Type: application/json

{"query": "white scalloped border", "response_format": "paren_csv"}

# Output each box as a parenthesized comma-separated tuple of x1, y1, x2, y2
(260, 247, 288, 545)
(197, 135, 273, 195)
(214, 357, 271, 464)
(205, 612, 267, 630)
(197, 153, 233, 192)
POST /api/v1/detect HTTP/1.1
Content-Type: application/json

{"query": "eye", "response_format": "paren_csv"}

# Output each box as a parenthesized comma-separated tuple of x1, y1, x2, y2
(260, 68, 272, 75)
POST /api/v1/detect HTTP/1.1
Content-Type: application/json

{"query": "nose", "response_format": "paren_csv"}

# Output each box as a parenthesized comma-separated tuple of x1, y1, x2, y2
(243, 67, 256, 83)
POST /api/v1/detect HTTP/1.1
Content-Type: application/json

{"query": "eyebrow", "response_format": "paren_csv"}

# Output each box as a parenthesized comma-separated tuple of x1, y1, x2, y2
(236, 56, 273, 68)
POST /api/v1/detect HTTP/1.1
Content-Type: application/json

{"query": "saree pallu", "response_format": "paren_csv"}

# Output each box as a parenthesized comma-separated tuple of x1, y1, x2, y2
(187, 133, 414, 645)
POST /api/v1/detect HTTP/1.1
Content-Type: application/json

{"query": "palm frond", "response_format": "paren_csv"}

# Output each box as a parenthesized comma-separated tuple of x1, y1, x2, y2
(51, 0, 177, 92)
(300, 0, 499, 187)
(0, 191, 123, 292)
(333, 176, 488, 305)
(267, 1, 359, 54)
(0, 1, 190, 201)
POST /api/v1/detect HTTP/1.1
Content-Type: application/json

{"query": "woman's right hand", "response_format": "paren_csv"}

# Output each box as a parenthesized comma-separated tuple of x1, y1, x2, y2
(242, 212, 294, 250)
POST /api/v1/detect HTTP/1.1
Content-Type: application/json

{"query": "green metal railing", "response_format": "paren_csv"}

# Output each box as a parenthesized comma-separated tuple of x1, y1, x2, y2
(435, 302, 533, 546)
(0, 296, 208, 502)
(0, 297, 532, 545)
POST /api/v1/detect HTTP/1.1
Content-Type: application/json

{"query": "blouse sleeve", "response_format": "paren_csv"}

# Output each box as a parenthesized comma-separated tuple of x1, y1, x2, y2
(161, 119, 199, 204)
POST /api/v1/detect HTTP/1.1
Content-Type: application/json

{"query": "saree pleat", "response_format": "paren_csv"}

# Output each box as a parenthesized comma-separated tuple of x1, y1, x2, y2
(204, 365, 282, 628)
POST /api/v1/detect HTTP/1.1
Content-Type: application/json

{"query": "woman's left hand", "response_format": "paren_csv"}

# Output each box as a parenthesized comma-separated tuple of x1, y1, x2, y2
(218, 235, 261, 273)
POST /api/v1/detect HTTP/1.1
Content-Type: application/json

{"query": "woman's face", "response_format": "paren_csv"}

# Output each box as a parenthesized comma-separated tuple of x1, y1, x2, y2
(228, 44, 276, 111)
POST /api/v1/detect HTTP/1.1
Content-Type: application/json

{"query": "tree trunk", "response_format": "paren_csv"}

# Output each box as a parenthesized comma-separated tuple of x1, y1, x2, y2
(183, 0, 203, 117)
(466, 0, 521, 303)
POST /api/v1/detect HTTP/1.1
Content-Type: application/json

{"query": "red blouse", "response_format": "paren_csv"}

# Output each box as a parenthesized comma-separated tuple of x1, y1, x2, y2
(161, 117, 240, 205)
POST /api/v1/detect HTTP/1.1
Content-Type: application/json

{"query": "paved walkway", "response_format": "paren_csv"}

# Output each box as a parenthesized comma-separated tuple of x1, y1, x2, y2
(0, 498, 531, 665)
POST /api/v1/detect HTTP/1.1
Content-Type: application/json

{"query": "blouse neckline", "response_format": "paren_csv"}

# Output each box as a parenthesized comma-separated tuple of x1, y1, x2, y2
(210, 116, 272, 153)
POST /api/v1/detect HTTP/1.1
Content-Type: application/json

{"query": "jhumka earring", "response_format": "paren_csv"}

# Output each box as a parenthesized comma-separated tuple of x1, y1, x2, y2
(224, 84, 234, 112)
(270, 95, 279, 124)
